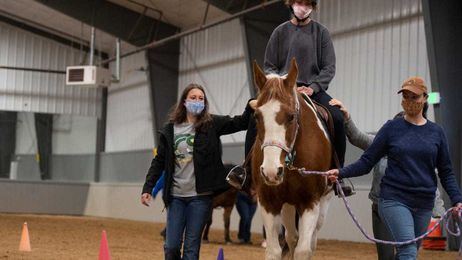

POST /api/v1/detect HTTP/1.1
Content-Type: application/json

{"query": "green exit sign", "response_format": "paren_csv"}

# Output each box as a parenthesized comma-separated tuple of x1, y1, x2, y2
(427, 92, 440, 105)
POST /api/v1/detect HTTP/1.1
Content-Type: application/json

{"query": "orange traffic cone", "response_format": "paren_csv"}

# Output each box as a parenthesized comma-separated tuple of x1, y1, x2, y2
(99, 230, 111, 260)
(422, 217, 446, 250)
(19, 222, 31, 252)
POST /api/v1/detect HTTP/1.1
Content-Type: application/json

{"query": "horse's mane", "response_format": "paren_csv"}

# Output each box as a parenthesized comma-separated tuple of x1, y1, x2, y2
(258, 76, 293, 105)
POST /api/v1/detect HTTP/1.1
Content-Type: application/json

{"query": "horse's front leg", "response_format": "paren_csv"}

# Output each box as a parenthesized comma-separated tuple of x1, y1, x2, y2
(281, 203, 297, 260)
(262, 207, 282, 260)
(295, 203, 320, 260)
(311, 191, 333, 251)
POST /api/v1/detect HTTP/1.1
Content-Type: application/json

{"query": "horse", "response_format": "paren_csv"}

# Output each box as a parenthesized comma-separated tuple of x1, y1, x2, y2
(251, 59, 334, 260)
(202, 185, 238, 244)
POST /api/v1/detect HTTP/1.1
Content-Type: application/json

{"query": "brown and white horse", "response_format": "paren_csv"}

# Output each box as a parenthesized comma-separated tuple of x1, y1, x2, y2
(252, 59, 333, 260)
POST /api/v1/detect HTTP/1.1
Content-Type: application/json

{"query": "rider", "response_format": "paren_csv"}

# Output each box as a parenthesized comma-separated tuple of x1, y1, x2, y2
(228, 0, 354, 196)
(243, 0, 353, 196)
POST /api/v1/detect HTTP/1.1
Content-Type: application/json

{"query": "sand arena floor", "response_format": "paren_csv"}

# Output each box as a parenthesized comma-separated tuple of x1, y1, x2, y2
(0, 213, 458, 259)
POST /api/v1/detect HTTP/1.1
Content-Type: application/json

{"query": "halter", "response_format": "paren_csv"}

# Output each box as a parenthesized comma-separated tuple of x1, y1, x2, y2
(260, 85, 300, 167)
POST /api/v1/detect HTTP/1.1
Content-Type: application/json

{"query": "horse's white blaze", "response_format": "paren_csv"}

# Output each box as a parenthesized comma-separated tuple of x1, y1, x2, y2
(302, 98, 329, 140)
(260, 100, 285, 180)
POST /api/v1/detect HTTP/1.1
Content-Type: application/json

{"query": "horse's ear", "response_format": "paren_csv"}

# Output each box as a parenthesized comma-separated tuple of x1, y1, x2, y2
(285, 58, 298, 90)
(253, 60, 267, 91)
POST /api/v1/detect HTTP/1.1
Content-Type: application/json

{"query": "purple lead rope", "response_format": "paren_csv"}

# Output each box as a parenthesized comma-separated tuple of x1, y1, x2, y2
(298, 169, 462, 259)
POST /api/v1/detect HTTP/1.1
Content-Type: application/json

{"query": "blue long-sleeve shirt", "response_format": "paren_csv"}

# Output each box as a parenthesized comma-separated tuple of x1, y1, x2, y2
(340, 117, 462, 209)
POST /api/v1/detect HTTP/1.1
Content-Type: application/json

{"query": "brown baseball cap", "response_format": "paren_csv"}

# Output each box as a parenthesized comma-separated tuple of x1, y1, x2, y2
(397, 76, 427, 95)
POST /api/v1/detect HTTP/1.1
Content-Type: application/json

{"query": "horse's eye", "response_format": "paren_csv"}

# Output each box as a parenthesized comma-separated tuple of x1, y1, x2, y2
(288, 114, 295, 122)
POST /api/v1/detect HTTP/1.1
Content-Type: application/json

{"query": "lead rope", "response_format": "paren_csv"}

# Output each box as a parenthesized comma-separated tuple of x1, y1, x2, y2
(297, 169, 462, 259)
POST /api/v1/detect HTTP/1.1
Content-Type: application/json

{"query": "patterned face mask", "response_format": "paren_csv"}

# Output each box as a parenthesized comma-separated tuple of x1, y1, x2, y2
(401, 99, 424, 116)
(184, 100, 205, 115)
(292, 3, 312, 20)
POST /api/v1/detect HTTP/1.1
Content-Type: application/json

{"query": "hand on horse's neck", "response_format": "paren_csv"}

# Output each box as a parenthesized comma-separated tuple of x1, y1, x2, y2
(186, 113, 197, 124)
(404, 114, 427, 126)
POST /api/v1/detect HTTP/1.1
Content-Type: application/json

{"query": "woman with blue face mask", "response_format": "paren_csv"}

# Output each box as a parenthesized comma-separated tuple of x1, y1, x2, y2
(141, 83, 256, 260)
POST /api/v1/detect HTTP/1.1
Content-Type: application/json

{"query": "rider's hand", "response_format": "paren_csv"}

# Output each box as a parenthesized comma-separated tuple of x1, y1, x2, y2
(297, 86, 314, 96)
(452, 202, 462, 217)
(326, 169, 339, 182)
(249, 99, 258, 110)
(141, 193, 152, 207)
(329, 99, 350, 120)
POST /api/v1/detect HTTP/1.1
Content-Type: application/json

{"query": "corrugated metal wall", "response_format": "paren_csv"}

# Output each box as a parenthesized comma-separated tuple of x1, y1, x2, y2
(15, 112, 97, 154)
(179, 19, 251, 144)
(317, 0, 432, 132)
(0, 21, 101, 117)
(105, 51, 154, 152)
(178, 0, 432, 136)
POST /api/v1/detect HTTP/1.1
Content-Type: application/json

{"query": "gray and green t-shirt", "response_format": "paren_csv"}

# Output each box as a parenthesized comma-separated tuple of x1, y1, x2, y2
(172, 123, 197, 197)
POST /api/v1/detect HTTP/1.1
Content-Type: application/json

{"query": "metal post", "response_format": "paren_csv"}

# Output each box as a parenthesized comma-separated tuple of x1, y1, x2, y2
(90, 27, 95, 65)
(115, 38, 121, 82)
(100, 0, 282, 65)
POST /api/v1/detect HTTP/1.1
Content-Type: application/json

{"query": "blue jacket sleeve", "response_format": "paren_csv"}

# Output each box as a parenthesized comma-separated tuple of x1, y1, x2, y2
(340, 121, 390, 178)
(142, 133, 167, 194)
(151, 171, 165, 198)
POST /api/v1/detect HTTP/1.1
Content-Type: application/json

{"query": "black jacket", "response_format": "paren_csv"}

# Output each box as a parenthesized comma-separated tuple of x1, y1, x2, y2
(142, 103, 253, 207)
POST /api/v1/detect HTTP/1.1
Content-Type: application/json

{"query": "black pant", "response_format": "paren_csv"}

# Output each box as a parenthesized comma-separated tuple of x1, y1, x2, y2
(310, 91, 346, 167)
(372, 203, 394, 260)
(245, 91, 346, 167)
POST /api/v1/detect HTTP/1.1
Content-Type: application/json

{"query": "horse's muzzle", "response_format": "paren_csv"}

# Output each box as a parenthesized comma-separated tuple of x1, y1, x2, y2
(260, 166, 284, 185)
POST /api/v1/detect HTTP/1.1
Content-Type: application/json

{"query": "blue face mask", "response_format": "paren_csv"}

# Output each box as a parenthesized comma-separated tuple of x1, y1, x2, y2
(184, 100, 205, 115)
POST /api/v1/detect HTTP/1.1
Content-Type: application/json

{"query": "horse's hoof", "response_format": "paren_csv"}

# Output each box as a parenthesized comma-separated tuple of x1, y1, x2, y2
(202, 239, 209, 244)
(225, 240, 233, 245)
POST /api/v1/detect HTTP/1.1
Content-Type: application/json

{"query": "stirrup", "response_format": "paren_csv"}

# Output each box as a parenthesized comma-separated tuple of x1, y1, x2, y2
(334, 179, 356, 197)
(226, 165, 247, 190)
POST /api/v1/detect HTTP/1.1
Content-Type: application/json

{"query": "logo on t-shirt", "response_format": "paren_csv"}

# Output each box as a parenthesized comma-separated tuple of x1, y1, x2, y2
(174, 133, 194, 165)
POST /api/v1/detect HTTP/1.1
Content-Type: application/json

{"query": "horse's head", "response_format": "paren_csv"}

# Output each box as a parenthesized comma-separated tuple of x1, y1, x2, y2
(252, 59, 299, 186)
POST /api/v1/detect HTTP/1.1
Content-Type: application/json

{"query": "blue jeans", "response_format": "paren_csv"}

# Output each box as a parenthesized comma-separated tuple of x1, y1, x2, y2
(235, 192, 257, 242)
(378, 198, 432, 260)
(165, 195, 212, 260)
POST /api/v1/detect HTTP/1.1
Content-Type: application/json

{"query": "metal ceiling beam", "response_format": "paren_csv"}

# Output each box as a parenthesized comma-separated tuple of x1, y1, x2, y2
(100, 0, 282, 65)
(0, 10, 106, 58)
(35, 0, 179, 47)
(207, 0, 264, 14)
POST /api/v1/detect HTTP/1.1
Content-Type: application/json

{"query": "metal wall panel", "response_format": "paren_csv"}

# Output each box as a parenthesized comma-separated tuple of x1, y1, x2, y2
(0, 21, 101, 117)
(179, 19, 251, 144)
(52, 114, 98, 154)
(105, 51, 154, 152)
(317, 0, 432, 132)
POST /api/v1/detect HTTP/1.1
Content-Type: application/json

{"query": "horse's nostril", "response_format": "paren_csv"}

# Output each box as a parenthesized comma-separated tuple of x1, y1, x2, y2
(277, 167, 284, 177)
